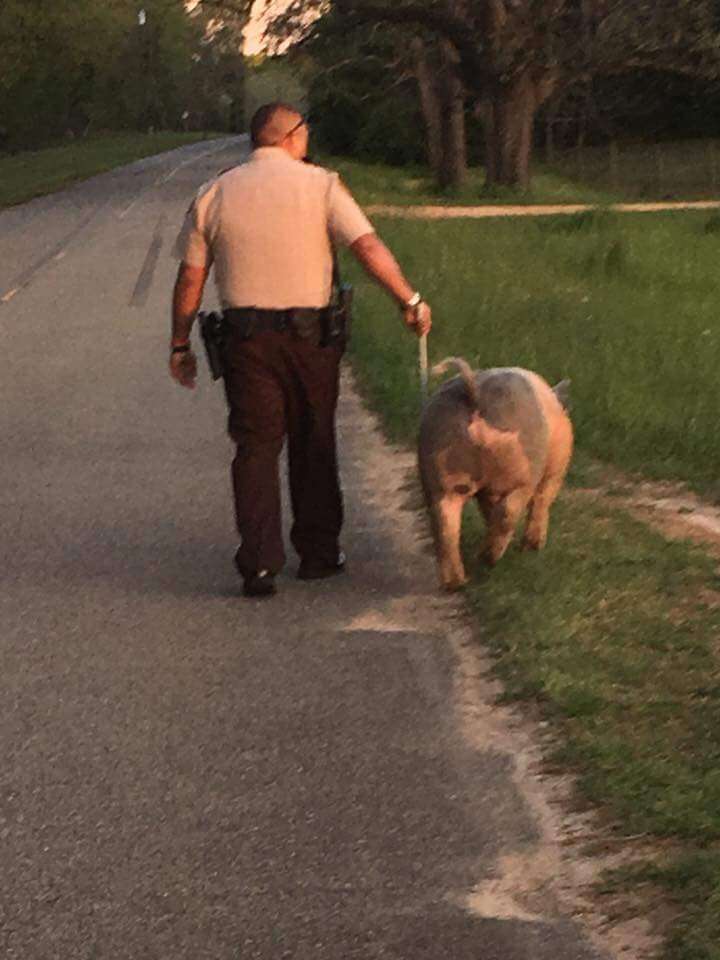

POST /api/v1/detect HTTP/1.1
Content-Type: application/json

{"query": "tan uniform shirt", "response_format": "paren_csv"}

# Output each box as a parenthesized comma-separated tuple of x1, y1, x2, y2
(174, 147, 375, 309)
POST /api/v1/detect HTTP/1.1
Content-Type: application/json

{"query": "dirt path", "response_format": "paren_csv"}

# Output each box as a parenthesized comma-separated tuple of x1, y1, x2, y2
(581, 474, 720, 558)
(366, 200, 720, 219)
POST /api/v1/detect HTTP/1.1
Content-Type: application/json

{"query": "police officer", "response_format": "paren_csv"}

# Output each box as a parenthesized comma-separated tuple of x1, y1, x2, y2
(170, 102, 432, 598)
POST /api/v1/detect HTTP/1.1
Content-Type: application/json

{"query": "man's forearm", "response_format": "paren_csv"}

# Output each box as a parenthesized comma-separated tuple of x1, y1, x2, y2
(349, 234, 416, 307)
(172, 263, 210, 344)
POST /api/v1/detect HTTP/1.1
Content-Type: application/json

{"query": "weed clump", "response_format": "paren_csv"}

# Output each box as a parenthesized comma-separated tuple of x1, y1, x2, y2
(703, 213, 720, 234)
(538, 209, 616, 233)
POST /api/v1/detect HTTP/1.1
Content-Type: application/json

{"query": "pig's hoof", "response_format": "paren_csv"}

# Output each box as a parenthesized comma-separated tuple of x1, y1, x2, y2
(441, 577, 468, 593)
(521, 537, 544, 552)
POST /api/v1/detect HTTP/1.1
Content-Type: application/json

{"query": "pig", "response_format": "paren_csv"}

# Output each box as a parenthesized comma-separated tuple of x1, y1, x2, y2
(418, 358, 573, 590)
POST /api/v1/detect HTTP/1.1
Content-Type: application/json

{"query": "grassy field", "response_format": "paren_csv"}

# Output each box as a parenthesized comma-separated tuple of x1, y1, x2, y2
(0, 132, 221, 209)
(330, 138, 720, 206)
(349, 212, 720, 499)
(463, 491, 720, 960)
(344, 212, 720, 959)
(326, 155, 614, 206)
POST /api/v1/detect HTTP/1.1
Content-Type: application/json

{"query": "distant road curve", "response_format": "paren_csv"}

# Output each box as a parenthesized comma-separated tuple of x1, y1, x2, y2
(366, 199, 720, 219)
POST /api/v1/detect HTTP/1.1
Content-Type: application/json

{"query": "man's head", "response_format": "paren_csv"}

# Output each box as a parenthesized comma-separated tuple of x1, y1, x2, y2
(250, 102, 309, 160)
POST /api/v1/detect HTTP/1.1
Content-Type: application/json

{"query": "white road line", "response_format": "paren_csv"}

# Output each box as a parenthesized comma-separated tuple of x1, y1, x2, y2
(118, 139, 243, 220)
(0, 206, 100, 307)
(1, 141, 242, 308)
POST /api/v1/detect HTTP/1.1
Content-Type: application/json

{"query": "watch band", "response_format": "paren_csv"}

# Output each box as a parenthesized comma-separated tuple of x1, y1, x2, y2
(405, 292, 422, 309)
(171, 343, 191, 354)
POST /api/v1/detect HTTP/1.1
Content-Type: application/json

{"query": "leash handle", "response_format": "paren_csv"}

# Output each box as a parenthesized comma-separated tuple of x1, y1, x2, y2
(419, 332, 429, 402)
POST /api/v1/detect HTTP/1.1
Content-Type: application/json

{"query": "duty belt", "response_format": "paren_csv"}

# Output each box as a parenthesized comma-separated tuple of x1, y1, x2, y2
(223, 307, 325, 335)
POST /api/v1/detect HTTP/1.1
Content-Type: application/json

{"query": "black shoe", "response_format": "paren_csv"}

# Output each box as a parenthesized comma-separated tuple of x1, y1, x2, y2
(297, 552, 346, 581)
(243, 570, 277, 598)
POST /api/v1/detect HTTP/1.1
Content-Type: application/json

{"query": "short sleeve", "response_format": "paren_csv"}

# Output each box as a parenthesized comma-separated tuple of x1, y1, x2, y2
(327, 173, 374, 247)
(172, 181, 217, 267)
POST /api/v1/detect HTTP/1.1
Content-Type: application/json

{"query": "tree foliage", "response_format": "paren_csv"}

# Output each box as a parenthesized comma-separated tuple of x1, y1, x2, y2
(258, 0, 720, 187)
(301, 13, 425, 165)
(0, 0, 250, 151)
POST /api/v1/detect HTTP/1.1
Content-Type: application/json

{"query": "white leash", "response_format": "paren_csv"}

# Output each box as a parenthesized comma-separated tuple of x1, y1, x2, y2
(419, 332, 429, 402)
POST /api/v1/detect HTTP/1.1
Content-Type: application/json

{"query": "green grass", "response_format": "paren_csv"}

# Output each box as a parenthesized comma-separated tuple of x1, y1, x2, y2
(325, 155, 614, 207)
(465, 498, 720, 960)
(328, 138, 720, 206)
(347, 212, 720, 499)
(345, 213, 720, 959)
(0, 132, 222, 208)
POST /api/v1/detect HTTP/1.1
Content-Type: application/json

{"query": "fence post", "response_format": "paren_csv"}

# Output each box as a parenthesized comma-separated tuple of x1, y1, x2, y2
(709, 140, 718, 196)
(654, 144, 664, 197)
(609, 140, 619, 192)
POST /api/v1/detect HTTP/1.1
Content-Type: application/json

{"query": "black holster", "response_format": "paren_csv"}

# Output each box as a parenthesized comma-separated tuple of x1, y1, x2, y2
(324, 283, 353, 350)
(199, 311, 227, 381)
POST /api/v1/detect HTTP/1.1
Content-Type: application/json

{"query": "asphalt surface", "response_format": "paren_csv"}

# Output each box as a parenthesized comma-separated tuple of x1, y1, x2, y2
(0, 138, 611, 959)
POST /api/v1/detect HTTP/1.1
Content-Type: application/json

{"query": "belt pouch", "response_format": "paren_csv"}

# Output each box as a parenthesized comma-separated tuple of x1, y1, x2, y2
(289, 309, 323, 346)
(224, 309, 257, 340)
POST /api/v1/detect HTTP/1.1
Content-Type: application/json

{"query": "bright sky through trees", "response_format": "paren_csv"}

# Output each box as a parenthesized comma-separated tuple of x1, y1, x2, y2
(244, 0, 318, 54)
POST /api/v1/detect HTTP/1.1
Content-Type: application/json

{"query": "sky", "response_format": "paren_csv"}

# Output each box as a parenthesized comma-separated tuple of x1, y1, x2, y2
(244, 0, 322, 55)
(243, 0, 292, 55)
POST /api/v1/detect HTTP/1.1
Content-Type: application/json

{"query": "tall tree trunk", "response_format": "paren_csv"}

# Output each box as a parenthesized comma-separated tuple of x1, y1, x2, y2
(545, 103, 557, 164)
(412, 37, 467, 188)
(482, 70, 556, 189)
(438, 39, 466, 188)
(411, 37, 443, 173)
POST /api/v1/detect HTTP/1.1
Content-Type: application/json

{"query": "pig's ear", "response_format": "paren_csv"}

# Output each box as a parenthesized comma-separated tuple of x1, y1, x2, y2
(553, 379, 571, 410)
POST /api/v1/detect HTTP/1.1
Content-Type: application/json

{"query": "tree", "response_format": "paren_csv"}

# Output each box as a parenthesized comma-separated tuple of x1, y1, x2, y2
(296, 14, 426, 166)
(191, 1, 253, 131)
(259, 0, 720, 188)
(0, 0, 250, 151)
(0, 0, 127, 147)
(411, 35, 467, 186)
(105, 1, 202, 131)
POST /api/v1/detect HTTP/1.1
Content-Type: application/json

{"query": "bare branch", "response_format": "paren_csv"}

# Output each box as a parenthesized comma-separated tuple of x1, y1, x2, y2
(319, 2, 492, 90)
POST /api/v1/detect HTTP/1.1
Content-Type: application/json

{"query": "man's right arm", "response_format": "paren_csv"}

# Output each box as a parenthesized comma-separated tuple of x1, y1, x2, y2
(349, 233, 432, 338)
(169, 262, 209, 390)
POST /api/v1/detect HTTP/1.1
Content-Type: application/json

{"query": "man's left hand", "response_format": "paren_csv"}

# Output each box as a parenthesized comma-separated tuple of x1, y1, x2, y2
(170, 350, 198, 389)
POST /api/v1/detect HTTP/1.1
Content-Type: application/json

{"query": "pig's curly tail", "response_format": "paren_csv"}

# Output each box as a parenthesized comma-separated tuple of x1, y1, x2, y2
(431, 357, 481, 410)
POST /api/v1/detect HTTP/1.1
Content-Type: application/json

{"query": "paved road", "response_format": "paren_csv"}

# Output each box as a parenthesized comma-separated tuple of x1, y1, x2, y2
(1, 139, 612, 959)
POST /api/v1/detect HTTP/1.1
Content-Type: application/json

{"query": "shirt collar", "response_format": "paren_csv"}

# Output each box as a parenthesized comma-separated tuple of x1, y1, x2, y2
(250, 147, 299, 164)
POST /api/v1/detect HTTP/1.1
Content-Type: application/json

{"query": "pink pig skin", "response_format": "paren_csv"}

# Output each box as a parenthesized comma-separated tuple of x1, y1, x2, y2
(418, 359, 573, 591)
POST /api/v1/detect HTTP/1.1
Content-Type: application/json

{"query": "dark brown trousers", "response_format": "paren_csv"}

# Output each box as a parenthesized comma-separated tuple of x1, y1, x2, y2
(224, 328, 343, 577)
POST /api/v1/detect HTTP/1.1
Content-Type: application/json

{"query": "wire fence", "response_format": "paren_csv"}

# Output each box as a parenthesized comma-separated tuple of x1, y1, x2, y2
(547, 139, 720, 201)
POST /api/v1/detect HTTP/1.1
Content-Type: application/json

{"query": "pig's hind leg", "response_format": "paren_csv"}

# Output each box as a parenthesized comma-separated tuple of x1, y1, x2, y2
(522, 422, 573, 551)
(522, 472, 565, 551)
(429, 493, 469, 591)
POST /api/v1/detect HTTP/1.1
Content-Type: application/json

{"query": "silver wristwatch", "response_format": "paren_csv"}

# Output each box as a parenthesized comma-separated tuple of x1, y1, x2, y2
(405, 292, 423, 309)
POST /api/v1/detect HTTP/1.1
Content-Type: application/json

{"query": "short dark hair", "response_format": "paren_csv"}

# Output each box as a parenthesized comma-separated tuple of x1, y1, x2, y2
(250, 102, 302, 148)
